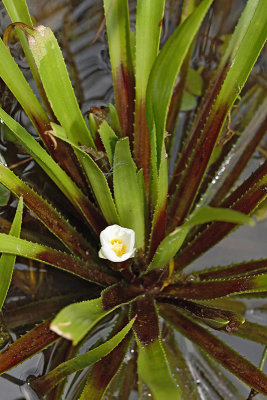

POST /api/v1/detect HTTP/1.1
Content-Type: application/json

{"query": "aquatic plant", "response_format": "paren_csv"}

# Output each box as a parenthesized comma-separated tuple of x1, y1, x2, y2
(0, 0, 266, 398)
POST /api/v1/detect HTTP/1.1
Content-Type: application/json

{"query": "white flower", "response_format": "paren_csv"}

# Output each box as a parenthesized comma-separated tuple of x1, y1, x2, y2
(98, 224, 136, 262)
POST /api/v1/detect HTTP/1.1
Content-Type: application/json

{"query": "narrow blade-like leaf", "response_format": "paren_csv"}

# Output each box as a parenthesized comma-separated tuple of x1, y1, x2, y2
(134, 0, 165, 188)
(168, 0, 267, 228)
(113, 138, 145, 249)
(28, 26, 94, 148)
(0, 162, 91, 258)
(162, 273, 267, 299)
(0, 110, 106, 235)
(0, 197, 23, 310)
(146, 0, 214, 168)
(103, 0, 135, 140)
(0, 319, 59, 374)
(132, 296, 181, 400)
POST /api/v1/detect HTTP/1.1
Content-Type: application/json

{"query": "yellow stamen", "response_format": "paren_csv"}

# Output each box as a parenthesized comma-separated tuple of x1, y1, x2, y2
(110, 238, 126, 257)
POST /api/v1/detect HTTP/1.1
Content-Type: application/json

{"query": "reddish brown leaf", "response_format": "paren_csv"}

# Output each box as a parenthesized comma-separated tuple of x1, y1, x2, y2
(197, 259, 267, 280)
(161, 273, 267, 300)
(37, 248, 117, 286)
(174, 161, 267, 271)
(168, 61, 230, 198)
(134, 101, 150, 193)
(101, 282, 144, 310)
(131, 295, 159, 345)
(114, 64, 135, 143)
(0, 319, 59, 374)
(158, 297, 244, 333)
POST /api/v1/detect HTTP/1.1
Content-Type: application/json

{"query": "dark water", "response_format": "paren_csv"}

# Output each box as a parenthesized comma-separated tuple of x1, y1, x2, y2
(0, 0, 266, 399)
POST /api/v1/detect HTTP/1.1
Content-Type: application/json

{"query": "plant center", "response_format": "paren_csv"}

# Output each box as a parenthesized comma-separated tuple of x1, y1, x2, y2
(110, 238, 126, 257)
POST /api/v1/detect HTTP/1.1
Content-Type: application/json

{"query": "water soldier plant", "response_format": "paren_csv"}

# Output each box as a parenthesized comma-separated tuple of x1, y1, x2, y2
(0, 0, 266, 398)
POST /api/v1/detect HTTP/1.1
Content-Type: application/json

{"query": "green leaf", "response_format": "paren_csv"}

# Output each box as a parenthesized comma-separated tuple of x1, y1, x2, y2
(0, 153, 10, 207)
(2, 0, 32, 24)
(98, 121, 118, 166)
(50, 122, 119, 225)
(147, 206, 253, 272)
(0, 197, 23, 310)
(31, 317, 136, 396)
(78, 315, 133, 400)
(146, 0, 214, 168)
(113, 138, 145, 249)
(137, 338, 181, 400)
(28, 26, 94, 148)
(50, 298, 113, 346)
(216, 0, 267, 111)
(185, 206, 254, 227)
(0, 109, 104, 234)
(180, 91, 197, 111)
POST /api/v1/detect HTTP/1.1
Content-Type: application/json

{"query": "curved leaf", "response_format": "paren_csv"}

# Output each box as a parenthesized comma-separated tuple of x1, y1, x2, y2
(31, 317, 136, 396)
(50, 298, 112, 345)
(0, 161, 91, 258)
(0, 197, 23, 310)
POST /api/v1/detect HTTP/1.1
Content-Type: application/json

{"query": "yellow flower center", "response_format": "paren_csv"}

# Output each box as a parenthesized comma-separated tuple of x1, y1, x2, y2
(110, 238, 126, 257)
